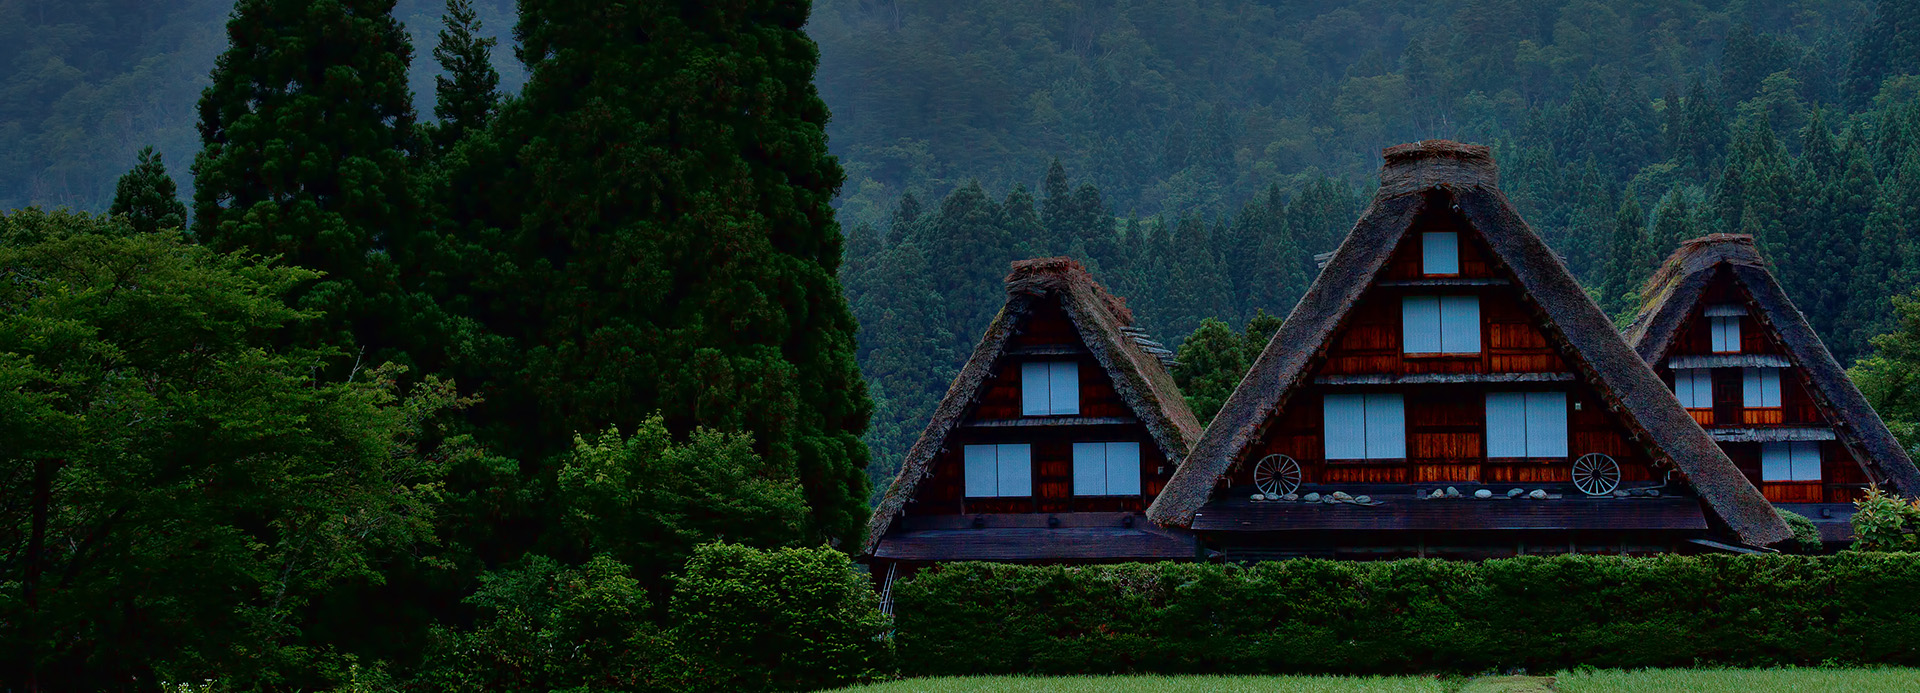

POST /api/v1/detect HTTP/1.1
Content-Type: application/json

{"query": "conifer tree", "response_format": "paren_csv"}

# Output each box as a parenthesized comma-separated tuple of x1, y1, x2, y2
(484, 0, 876, 543)
(1068, 182, 1120, 272)
(191, 0, 420, 357)
(1173, 318, 1247, 424)
(1649, 188, 1699, 259)
(108, 146, 186, 234)
(1003, 184, 1046, 259)
(1846, 0, 1920, 107)
(1600, 194, 1648, 317)
(430, 0, 500, 152)
(1039, 159, 1076, 256)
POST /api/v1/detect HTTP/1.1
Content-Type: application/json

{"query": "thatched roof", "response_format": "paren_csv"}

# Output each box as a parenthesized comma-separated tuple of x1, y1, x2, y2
(1625, 234, 1920, 496)
(862, 257, 1204, 555)
(1145, 140, 1791, 547)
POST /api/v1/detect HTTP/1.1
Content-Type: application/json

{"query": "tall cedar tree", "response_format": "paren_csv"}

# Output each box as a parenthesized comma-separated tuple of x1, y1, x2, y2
(430, 0, 500, 152)
(108, 146, 186, 234)
(488, 0, 872, 543)
(191, 0, 420, 360)
(1599, 194, 1648, 318)
(1846, 0, 1920, 106)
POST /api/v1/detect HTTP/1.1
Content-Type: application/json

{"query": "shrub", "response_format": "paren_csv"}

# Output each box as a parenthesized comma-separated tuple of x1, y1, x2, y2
(1779, 509, 1824, 553)
(670, 543, 892, 692)
(1852, 485, 1920, 551)
(891, 553, 1920, 676)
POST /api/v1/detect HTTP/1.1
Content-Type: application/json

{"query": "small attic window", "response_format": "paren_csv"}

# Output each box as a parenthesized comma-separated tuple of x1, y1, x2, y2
(1710, 315, 1742, 353)
(1422, 232, 1460, 275)
(1020, 361, 1080, 416)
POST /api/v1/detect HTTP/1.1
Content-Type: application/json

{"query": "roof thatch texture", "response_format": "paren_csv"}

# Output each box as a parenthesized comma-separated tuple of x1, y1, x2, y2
(862, 257, 1204, 555)
(1145, 140, 1791, 547)
(1625, 234, 1920, 496)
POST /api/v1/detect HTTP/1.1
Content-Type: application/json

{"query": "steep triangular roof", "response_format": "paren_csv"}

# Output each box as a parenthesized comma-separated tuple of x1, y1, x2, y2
(863, 257, 1204, 554)
(1625, 234, 1920, 496)
(1145, 141, 1790, 547)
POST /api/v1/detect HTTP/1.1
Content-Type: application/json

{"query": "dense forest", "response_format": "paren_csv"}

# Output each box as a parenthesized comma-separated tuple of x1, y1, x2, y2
(833, 0, 1920, 494)
(7, 0, 1920, 689)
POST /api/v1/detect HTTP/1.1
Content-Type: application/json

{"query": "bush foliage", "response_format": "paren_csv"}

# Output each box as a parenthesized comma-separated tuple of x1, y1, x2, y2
(892, 555, 1920, 676)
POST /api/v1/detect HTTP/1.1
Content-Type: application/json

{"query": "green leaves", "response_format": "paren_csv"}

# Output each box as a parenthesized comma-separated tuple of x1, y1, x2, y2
(0, 209, 464, 688)
(555, 416, 809, 584)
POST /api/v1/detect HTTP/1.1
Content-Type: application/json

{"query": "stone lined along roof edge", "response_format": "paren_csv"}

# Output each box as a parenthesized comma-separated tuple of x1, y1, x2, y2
(1144, 140, 1791, 547)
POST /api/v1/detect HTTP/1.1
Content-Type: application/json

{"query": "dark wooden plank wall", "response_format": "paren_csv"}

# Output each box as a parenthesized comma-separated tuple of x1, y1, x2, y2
(905, 429, 1172, 516)
(1671, 273, 1784, 356)
(1236, 384, 1656, 488)
(901, 295, 1173, 517)
(1381, 208, 1495, 280)
(1319, 290, 1566, 376)
(973, 301, 1128, 421)
(1727, 441, 1873, 503)
(1232, 217, 1658, 490)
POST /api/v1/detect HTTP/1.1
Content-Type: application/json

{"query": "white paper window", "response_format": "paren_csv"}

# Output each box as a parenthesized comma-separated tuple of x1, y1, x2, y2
(1072, 442, 1142, 496)
(1486, 392, 1569, 458)
(1710, 316, 1742, 353)
(964, 444, 1032, 497)
(1674, 369, 1714, 408)
(1403, 295, 1480, 354)
(1423, 232, 1460, 275)
(1324, 393, 1405, 460)
(1742, 367, 1782, 408)
(1761, 441, 1821, 482)
(1020, 361, 1080, 416)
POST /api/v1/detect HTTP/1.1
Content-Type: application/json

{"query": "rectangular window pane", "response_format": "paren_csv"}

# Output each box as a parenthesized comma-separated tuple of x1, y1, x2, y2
(1049, 362, 1081, 415)
(1486, 392, 1530, 457)
(1324, 394, 1368, 460)
(1675, 369, 1711, 408)
(1440, 295, 1481, 353)
(1365, 394, 1406, 459)
(1021, 362, 1050, 416)
(1423, 232, 1460, 275)
(1106, 442, 1142, 496)
(1742, 367, 1782, 407)
(1761, 442, 1791, 481)
(1791, 442, 1822, 482)
(1402, 296, 1442, 353)
(1524, 392, 1569, 458)
(996, 444, 1031, 497)
(1072, 442, 1106, 496)
(1712, 317, 1742, 353)
(964, 445, 999, 497)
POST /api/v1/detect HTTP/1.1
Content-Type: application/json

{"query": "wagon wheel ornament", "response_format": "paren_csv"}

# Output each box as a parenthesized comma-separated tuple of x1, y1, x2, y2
(1253, 454, 1303, 497)
(1572, 453, 1622, 496)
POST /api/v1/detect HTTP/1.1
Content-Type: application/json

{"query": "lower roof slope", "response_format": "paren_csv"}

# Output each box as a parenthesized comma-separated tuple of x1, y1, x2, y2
(1145, 141, 1791, 547)
(1625, 234, 1920, 496)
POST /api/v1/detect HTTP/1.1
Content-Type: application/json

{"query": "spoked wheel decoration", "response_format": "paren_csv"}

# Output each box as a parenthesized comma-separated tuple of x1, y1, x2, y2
(1253, 454, 1303, 497)
(1572, 453, 1622, 496)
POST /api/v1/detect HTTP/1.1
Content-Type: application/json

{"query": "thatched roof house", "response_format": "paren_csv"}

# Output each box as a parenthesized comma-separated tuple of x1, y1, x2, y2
(1625, 234, 1920, 541)
(1146, 141, 1791, 553)
(863, 257, 1202, 564)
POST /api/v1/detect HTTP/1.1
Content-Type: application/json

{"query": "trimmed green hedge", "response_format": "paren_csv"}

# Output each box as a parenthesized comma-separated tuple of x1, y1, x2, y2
(891, 554, 1920, 676)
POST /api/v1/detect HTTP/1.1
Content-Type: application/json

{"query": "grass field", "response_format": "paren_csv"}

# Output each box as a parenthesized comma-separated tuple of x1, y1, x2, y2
(833, 668, 1920, 692)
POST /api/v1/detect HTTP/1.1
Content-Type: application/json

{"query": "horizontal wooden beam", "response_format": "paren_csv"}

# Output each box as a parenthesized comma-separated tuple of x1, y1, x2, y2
(962, 415, 1139, 428)
(1314, 372, 1576, 386)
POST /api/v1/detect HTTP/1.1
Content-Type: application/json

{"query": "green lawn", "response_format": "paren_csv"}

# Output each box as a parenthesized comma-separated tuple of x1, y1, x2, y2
(834, 669, 1920, 692)
(832, 675, 1447, 693)
(1557, 668, 1920, 692)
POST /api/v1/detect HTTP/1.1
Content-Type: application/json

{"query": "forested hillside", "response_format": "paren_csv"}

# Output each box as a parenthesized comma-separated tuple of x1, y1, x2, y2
(9, 0, 1920, 688)
(826, 0, 1920, 494)
(11, 0, 1920, 508)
